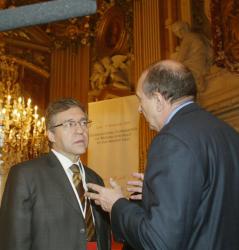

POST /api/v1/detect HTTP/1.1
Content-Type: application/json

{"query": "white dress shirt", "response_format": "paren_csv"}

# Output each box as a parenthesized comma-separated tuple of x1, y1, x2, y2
(51, 149, 90, 218)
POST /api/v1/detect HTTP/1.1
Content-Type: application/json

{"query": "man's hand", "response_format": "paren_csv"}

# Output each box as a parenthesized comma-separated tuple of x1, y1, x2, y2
(85, 178, 124, 213)
(127, 172, 144, 200)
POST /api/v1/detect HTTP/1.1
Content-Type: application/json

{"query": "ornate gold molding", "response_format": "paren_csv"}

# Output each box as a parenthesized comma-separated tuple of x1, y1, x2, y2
(46, 17, 95, 49)
(14, 57, 49, 78)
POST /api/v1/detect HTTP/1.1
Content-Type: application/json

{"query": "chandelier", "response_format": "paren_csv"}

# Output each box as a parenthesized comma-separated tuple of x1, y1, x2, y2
(0, 55, 48, 175)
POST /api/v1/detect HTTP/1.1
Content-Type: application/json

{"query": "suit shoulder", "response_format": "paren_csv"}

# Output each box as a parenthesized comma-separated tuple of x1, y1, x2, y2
(11, 153, 49, 172)
(156, 105, 239, 149)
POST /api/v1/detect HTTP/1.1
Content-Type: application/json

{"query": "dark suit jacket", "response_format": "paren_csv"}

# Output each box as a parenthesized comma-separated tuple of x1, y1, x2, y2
(0, 152, 111, 250)
(111, 103, 239, 250)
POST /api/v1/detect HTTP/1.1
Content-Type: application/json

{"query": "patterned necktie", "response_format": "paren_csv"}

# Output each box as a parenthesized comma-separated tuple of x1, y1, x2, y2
(70, 164, 96, 241)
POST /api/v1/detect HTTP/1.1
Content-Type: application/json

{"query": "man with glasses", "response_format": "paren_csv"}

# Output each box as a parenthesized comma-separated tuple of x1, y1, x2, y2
(0, 98, 111, 250)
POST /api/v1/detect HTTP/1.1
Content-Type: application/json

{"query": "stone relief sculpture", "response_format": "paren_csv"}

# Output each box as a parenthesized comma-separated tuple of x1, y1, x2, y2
(170, 21, 213, 92)
(90, 54, 130, 91)
(90, 61, 108, 90)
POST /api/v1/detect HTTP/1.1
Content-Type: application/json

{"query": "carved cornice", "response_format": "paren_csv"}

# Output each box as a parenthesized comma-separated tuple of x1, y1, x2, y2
(0, 25, 52, 47)
(2, 37, 50, 52)
(0, 39, 50, 77)
(14, 57, 49, 78)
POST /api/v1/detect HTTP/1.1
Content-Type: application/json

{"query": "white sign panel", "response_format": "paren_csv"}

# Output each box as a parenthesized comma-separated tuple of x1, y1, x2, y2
(88, 95, 139, 195)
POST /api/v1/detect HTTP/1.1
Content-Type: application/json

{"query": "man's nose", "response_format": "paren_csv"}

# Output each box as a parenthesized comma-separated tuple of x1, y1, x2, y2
(75, 123, 84, 133)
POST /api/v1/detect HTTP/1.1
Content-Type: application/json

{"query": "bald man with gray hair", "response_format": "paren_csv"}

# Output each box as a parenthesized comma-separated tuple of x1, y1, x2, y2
(86, 60, 239, 250)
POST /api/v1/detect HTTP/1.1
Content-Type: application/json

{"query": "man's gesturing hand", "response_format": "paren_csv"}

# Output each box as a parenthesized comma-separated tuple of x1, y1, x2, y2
(85, 178, 124, 213)
(127, 172, 144, 200)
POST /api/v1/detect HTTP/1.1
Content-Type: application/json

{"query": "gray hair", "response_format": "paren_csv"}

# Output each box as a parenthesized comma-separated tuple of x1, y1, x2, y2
(141, 60, 197, 103)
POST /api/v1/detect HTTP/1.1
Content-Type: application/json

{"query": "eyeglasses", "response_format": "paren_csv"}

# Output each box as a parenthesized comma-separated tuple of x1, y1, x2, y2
(51, 119, 92, 130)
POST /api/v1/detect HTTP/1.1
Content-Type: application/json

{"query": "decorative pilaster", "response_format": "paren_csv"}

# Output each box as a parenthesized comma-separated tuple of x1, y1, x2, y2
(49, 44, 90, 108)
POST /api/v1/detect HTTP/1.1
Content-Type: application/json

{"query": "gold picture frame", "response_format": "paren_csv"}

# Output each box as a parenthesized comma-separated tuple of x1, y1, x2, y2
(96, 6, 128, 56)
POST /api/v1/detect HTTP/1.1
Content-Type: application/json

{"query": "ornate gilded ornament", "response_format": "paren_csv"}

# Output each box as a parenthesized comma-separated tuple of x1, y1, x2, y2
(211, 0, 239, 73)
(46, 16, 95, 49)
(95, 5, 128, 56)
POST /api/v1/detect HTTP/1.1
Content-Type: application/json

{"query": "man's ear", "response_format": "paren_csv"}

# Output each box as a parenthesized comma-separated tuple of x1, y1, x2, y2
(154, 92, 164, 112)
(47, 130, 55, 143)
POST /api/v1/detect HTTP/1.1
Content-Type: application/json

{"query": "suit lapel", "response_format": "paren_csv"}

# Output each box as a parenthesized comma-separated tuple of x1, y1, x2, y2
(85, 169, 97, 212)
(84, 168, 111, 249)
(85, 169, 97, 184)
(46, 152, 83, 215)
(84, 169, 102, 226)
